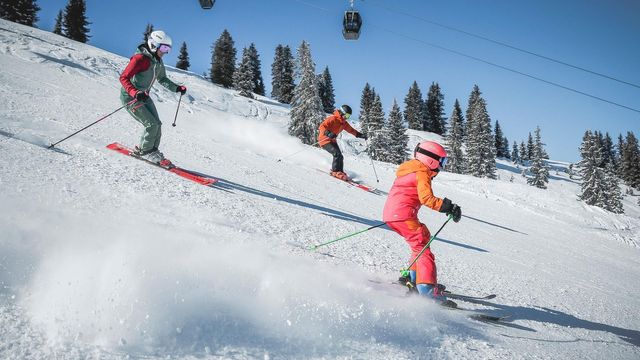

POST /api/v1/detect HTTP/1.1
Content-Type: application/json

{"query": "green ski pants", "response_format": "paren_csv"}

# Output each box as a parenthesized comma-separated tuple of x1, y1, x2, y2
(121, 93, 162, 153)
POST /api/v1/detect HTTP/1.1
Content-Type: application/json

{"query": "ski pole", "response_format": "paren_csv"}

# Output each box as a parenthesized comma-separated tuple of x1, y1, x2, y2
(48, 99, 136, 149)
(309, 222, 387, 250)
(171, 93, 183, 127)
(364, 138, 380, 183)
(400, 215, 453, 277)
(277, 140, 320, 162)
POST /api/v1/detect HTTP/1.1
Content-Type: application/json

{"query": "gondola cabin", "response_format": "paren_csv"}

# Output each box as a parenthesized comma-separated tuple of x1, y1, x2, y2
(199, 0, 215, 9)
(343, 10, 362, 40)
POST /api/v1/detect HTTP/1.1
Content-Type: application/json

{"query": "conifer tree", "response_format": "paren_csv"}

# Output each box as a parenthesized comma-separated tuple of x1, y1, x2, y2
(0, 0, 40, 26)
(519, 141, 527, 162)
(464, 85, 496, 178)
(366, 94, 387, 161)
(210, 29, 236, 88)
(386, 99, 408, 164)
(502, 136, 510, 159)
(317, 66, 335, 114)
(63, 0, 90, 43)
(271, 44, 295, 104)
(359, 83, 375, 136)
(53, 10, 63, 35)
(579, 130, 606, 208)
(424, 82, 446, 134)
(527, 126, 549, 189)
(511, 141, 520, 164)
(445, 99, 465, 174)
(602, 132, 616, 168)
(288, 41, 324, 144)
(143, 23, 153, 43)
(176, 42, 190, 71)
(604, 162, 624, 214)
(620, 131, 640, 189)
(233, 46, 255, 98)
(404, 81, 424, 130)
(494, 120, 505, 158)
(247, 43, 265, 96)
(526, 132, 534, 160)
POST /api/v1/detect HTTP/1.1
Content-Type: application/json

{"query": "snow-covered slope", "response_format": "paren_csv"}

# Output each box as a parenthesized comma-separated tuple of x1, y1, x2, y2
(1, 20, 639, 359)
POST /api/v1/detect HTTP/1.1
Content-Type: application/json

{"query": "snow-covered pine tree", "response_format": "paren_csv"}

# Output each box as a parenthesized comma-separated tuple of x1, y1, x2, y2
(578, 130, 606, 208)
(526, 132, 534, 160)
(270, 44, 295, 104)
(464, 85, 496, 178)
(233, 46, 255, 98)
(445, 99, 465, 174)
(247, 43, 265, 96)
(602, 132, 616, 169)
(210, 29, 236, 88)
(386, 99, 408, 165)
(288, 41, 324, 144)
(404, 81, 424, 130)
(366, 94, 387, 161)
(494, 120, 505, 158)
(519, 141, 527, 162)
(176, 42, 190, 71)
(0, 0, 40, 26)
(53, 10, 63, 35)
(527, 126, 549, 189)
(63, 0, 90, 43)
(359, 83, 375, 137)
(620, 131, 640, 190)
(604, 162, 624, 214)
(502, 136, 510, 159)
(424, 82, 446, 135)
(511, 141, 520, 164)
(143, 23, 153, 43)
(317, 66, 335, 114)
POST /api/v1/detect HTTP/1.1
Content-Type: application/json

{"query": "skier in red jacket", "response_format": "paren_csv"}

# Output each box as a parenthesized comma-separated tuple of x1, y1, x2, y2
(317, 105, 366, 180)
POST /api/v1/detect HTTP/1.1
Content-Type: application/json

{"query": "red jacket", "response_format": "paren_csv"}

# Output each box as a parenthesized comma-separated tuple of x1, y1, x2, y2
(383, 159, 445, 222)
(317, 110, 358, 146)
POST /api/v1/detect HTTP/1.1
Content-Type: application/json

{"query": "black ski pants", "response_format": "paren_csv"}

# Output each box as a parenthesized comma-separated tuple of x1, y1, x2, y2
(322, 142, 344, 172)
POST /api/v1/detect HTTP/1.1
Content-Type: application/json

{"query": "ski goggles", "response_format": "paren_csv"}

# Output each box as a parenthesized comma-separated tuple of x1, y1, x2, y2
(439, 156, 448, 170)
(158, 44, 172, 54)
(343, 112, 351, 119)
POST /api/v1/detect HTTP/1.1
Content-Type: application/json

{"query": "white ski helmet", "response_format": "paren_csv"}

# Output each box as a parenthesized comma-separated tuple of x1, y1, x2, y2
(147, 30, 172, 52)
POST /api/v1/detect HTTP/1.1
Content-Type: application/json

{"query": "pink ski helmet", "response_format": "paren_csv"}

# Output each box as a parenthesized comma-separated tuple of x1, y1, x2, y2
(414, 140, 448, 171)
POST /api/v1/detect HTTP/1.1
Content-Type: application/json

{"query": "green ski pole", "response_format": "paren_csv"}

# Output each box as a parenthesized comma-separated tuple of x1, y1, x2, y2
(309, 222, 387, 250)
(400, 215, 453, 277)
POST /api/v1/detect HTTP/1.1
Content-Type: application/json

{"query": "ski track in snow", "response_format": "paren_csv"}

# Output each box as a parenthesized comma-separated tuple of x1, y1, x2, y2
(1, 19, 640, 359)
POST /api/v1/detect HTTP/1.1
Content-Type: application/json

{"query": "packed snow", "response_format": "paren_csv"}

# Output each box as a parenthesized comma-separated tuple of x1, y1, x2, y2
(1, 20, 639, 359)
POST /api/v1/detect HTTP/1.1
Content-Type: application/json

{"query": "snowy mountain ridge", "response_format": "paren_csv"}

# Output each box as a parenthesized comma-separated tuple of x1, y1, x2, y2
(1, 19, 639, 359)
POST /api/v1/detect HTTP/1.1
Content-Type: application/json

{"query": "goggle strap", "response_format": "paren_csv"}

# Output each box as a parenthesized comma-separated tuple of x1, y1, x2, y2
(415, 146, 442, 161)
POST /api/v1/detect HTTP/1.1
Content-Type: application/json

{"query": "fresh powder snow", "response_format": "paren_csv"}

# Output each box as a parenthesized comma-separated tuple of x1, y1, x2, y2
(1, 19, 639, 359)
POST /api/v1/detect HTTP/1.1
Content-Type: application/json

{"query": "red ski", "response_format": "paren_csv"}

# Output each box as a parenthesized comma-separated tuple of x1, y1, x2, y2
(107, 142, 217, 186)
(317, 169, 379, 194)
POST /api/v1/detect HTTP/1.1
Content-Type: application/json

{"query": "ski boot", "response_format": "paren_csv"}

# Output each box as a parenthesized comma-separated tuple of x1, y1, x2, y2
(416, 283, 457, 308)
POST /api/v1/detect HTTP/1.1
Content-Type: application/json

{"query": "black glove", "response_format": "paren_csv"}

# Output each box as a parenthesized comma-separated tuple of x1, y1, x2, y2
(134, 91, 149, 101)
(356, 132, 368, 140)
(176, 85, 187, 95)
(324, 130, 337, 139)
(439, 197, 462, 223)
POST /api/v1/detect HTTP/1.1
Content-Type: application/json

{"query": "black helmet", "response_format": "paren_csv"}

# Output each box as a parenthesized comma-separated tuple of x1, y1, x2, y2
(340, 104, 352, 116)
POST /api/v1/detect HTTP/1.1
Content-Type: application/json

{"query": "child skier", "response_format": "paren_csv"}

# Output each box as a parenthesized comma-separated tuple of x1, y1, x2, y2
(119, 30, 187, 165)
(318, 105, 367, 180)
(382, 140, 462, 304)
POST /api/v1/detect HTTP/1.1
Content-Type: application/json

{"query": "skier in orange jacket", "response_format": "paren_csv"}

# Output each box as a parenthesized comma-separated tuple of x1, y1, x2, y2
(382, 140, 461, 304)
(318, 105, 366, 180)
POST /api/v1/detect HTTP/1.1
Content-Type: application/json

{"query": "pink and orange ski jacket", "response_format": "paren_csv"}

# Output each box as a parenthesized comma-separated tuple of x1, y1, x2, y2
(383, 159, 446, 222)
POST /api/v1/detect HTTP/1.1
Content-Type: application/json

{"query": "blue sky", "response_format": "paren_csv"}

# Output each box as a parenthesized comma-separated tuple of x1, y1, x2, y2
(37, 0, 639, 162)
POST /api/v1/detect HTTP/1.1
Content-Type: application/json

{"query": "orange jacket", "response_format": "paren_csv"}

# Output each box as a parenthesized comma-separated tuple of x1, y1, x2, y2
(382, 159, 445, 222)
(318, 110, 359, 146)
